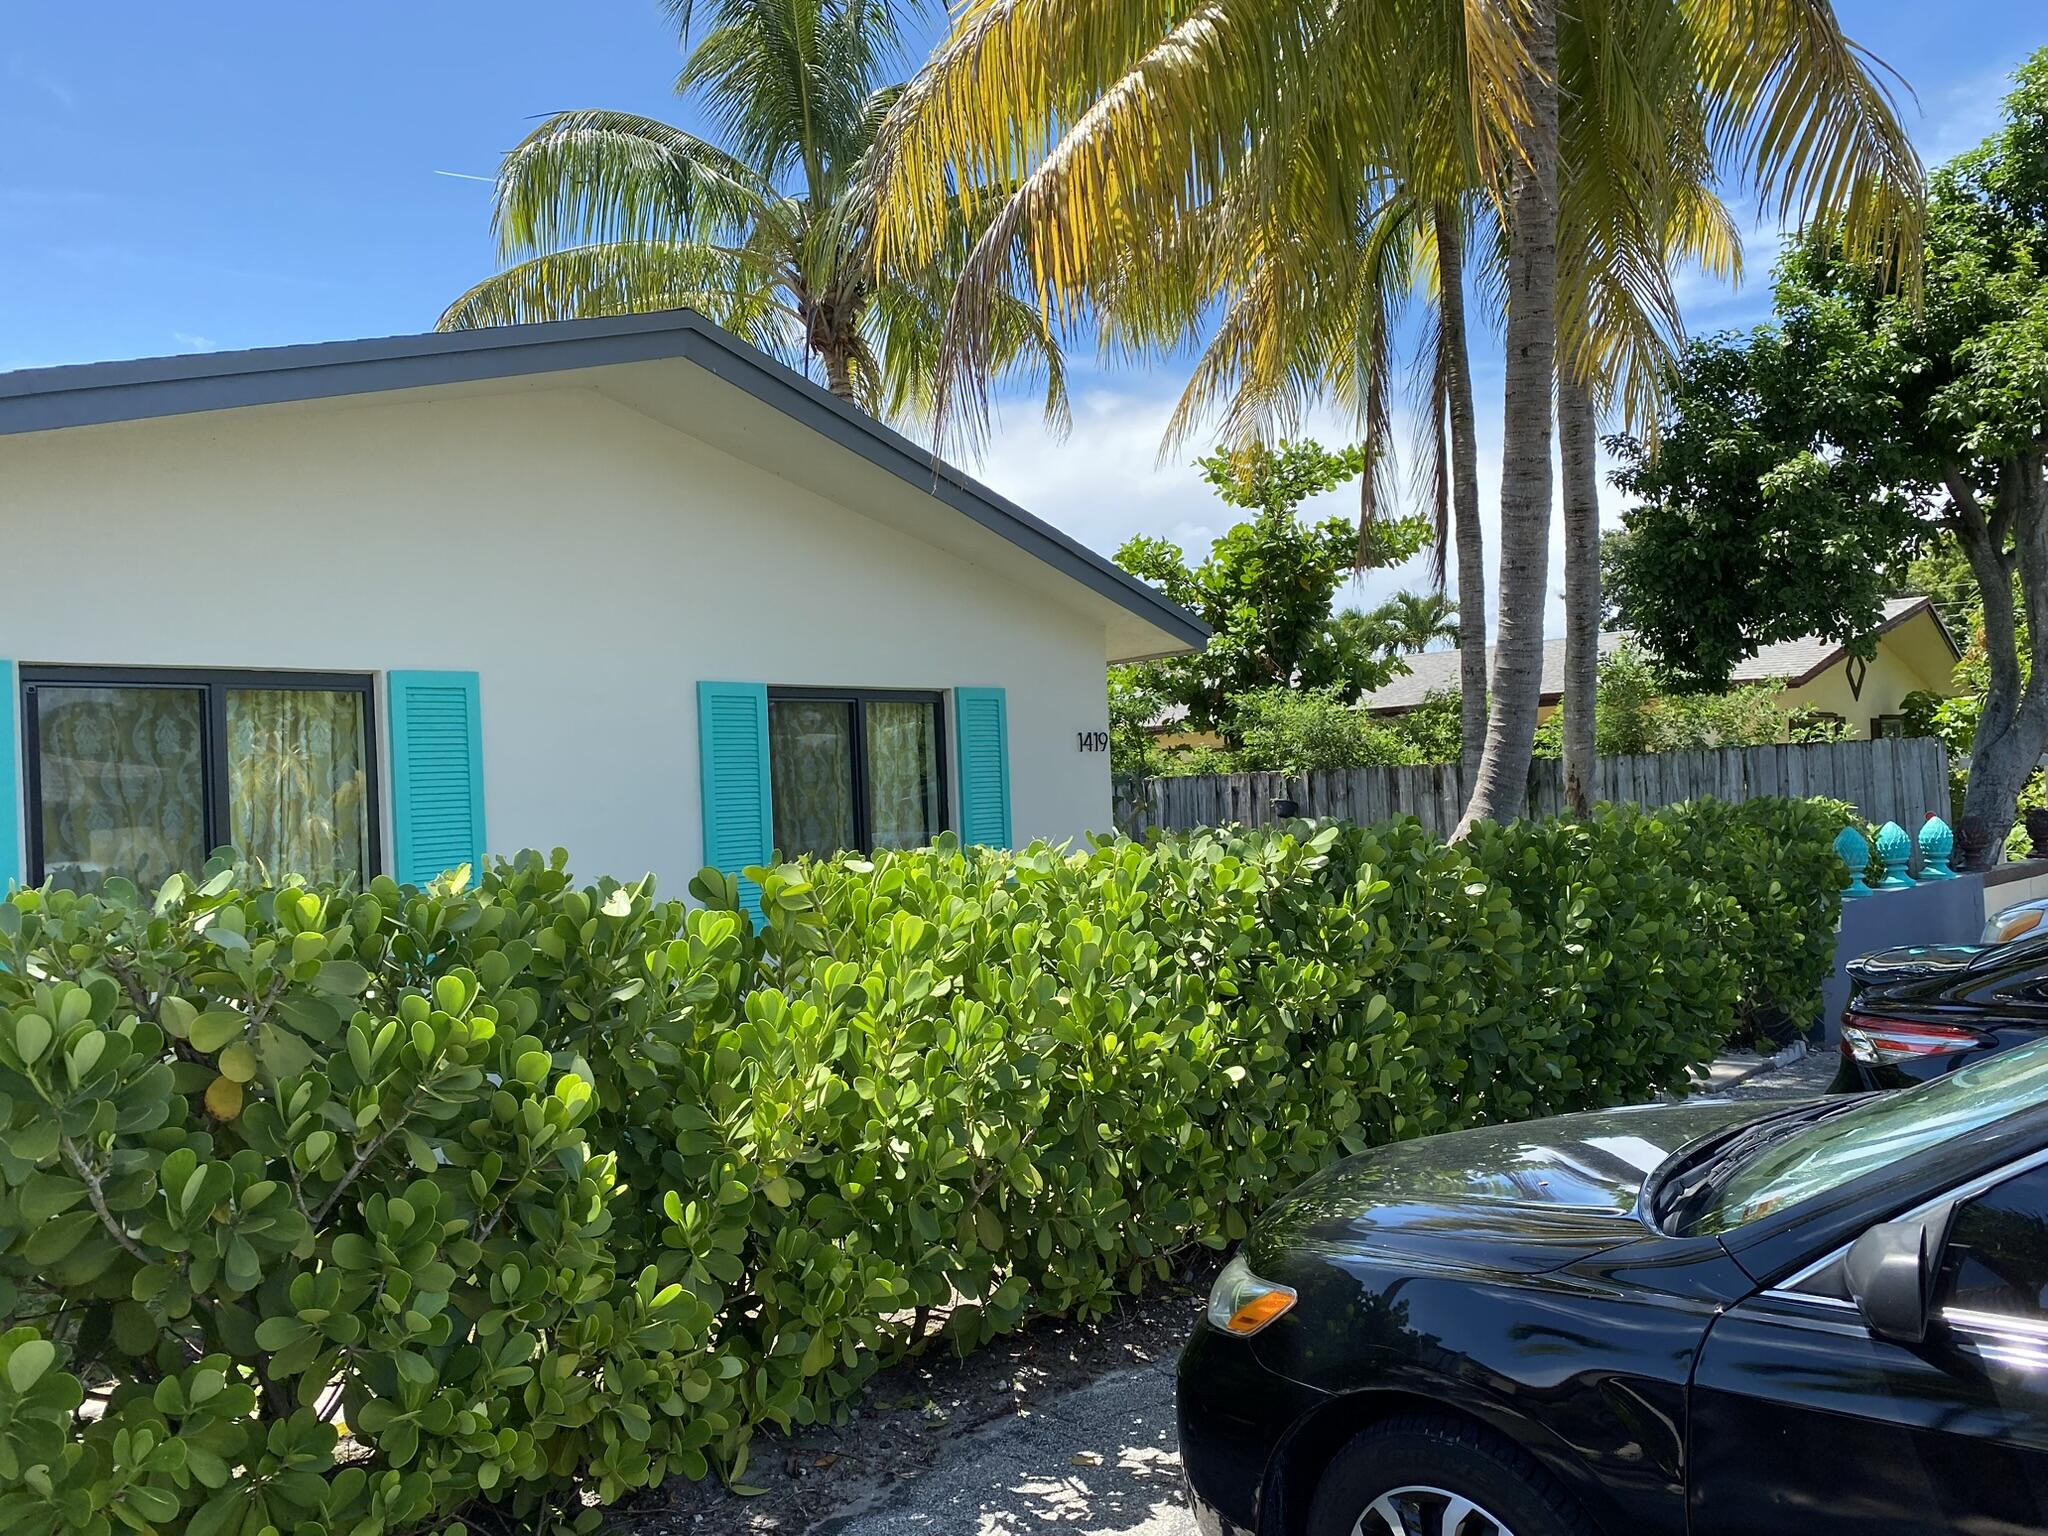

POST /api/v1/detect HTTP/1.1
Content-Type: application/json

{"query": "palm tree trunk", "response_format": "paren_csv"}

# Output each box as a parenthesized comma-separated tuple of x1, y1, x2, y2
(1560, 371, 1600, 815)
(1435, 204, 1488, 793)
(1454, 0, 1560, 839)
(822, 348, 856, 402)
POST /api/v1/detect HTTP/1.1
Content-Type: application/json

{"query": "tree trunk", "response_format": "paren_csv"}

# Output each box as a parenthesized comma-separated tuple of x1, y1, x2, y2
(1957, 454, 2048, 864)
(822, 347, 856, 402)
(1559, 371, 1600, 816)
(1436, 203, 1489, 793)
(1454, 0, 1560, 839)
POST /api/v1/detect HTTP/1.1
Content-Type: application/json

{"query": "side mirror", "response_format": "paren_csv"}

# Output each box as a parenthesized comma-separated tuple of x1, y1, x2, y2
(1843, 1212, 1948, 1344)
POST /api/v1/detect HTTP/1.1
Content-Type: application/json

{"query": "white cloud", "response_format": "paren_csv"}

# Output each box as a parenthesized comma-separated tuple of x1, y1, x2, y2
(171, 331, 216, 353)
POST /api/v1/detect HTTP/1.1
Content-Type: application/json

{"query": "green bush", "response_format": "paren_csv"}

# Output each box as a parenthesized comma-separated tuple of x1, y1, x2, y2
(1664, 798, 1850, 1045)
(0, 802, 1842, 1534)
(1229, 686, 1425, 771)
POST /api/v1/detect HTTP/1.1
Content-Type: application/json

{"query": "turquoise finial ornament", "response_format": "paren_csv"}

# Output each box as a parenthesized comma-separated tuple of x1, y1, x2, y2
(1835, 824, 1872, 899)
(1917, 815, 1958, 880)
(1874, 821, 1915, 890)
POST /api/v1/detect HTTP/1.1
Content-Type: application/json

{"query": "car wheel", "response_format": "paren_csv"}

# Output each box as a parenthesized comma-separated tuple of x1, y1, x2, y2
(1306, 1414, 1591, 1536)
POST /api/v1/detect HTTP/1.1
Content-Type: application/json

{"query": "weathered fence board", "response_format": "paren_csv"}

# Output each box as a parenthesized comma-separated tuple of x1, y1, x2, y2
(1114, 736, 1951, 839)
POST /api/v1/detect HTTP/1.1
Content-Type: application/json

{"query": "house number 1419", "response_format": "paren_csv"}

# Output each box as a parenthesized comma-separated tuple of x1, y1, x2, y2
(1077, 730, 1110, 752)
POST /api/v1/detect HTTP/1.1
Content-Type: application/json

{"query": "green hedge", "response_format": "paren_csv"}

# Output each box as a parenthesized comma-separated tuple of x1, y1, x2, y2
(0, 801, 1843, 1535)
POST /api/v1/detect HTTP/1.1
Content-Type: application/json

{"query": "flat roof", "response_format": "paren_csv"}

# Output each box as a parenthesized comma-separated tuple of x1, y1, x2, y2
(0, 308, 1208, 655)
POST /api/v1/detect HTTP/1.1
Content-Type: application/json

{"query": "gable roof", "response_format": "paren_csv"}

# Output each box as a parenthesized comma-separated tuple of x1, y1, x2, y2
(1357, 595, 1960, 714)
(0, 308, 1207, 658)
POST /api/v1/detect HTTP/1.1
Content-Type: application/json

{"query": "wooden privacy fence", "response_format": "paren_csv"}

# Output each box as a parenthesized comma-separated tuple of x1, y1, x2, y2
(1113, 736, 1952, 840)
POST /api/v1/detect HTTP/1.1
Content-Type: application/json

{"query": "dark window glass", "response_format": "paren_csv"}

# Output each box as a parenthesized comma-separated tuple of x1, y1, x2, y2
(24, 668, 379, 891)
(769, 698, 859, 861)
(1939, 1166, 2048, 1321)
(34, 685, 209, 894)
(767, 690, 946, 860)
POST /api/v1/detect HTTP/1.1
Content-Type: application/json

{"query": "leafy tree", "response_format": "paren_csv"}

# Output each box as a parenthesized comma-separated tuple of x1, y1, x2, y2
(440, 0, 1062, 422)
(1607, 51, 2048, 859)
(1229, 688, 1424, 773)
(1114, 441, 1430, 741)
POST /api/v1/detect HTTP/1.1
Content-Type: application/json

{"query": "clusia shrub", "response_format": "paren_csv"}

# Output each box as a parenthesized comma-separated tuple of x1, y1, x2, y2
(0, 800, 1841, 1533)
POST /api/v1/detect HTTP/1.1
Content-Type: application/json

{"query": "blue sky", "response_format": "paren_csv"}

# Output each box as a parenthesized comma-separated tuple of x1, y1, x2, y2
(3, 2, 2042, 623)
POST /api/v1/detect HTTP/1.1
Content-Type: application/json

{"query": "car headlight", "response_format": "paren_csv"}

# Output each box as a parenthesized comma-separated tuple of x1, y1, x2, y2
(1984, 902, 2047, 944)
(1206, 1252, 1298, 1336)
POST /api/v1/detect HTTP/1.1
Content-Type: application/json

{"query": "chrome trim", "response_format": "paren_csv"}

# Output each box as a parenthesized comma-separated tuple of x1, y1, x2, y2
(1941, 1306, 2048, 1344)
(1759, 1288, 1857, 1312)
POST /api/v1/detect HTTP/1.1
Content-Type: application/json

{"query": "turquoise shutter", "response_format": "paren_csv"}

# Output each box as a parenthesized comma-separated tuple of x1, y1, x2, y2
(388, 671, 487, 886)
(698, 681, 773, 917)
(0, 661, 18, 890)
(954, 687, 1013, 849)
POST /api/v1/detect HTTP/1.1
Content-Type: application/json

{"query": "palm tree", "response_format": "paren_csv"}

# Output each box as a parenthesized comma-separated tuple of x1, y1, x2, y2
(440, 0, 1064, 424)
(871, 0, 1922, 832)
(1371, 590, 1461, 652)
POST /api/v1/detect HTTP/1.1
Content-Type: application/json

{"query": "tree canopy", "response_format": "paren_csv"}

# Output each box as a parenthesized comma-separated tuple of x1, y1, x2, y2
(1607, 49, 2048, 854)
(1111, 441, 1430, 742)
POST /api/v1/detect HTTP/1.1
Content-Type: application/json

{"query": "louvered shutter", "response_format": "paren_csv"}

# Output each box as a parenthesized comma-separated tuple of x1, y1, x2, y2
(387, 671, 487, 886)
(697, 681, 773, 917)
(954, 687, 1012, 849)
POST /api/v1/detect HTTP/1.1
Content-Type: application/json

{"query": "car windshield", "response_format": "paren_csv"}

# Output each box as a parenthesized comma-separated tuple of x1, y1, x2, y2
(1674, 1037, 2048, 1236)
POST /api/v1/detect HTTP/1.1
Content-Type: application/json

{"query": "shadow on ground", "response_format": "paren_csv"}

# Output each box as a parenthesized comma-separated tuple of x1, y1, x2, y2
(824, 1358, 1194, 1536)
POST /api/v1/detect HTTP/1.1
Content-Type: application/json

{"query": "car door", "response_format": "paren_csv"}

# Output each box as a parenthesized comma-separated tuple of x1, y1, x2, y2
(1690, 1160, 2048, 1536)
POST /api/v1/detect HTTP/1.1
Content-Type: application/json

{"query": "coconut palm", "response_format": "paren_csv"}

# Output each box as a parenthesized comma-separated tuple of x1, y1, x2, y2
(1371, 590, 1462, 652)
(871, 0, 1922, 830)
(440, 0, 1064, 424)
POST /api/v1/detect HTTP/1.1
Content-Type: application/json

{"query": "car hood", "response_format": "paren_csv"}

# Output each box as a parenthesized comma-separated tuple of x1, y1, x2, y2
(1249, 1100, 1775, 1276)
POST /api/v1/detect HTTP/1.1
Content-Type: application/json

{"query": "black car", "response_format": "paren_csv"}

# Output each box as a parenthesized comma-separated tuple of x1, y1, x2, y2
(1834, 933, 2048, 1091)
(1179, 1039, 2048, 1536)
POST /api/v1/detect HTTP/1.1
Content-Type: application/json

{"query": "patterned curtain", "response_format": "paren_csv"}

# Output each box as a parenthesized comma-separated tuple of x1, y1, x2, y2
(769, 699, 857, 861)
(227, 689, 369, 884)
(34, 686, 208, 894)
(866, 701, 940, 850)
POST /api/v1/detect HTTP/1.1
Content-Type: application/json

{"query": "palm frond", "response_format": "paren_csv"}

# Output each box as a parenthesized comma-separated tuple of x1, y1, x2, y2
(492, 111, 771, 260)
(1686, 0, 1924, 274)
(437, 241, 798, 362)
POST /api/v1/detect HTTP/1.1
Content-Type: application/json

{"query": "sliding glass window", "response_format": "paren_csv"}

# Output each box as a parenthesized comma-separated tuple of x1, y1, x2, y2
(768, 688, 946, 861)
(22, 667, 379, 893)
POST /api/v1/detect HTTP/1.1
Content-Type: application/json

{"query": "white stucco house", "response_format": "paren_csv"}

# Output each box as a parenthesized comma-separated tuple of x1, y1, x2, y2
(0, 311, 1205, 903)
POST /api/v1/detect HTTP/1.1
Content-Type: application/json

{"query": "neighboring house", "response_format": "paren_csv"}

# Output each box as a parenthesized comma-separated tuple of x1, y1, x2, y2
(1354, 595, 1960, 738)
(0, 311, 1205, 902)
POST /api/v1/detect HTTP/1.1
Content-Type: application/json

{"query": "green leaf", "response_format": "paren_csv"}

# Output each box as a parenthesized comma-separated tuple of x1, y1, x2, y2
(312, 961, 372, 997)
(189, 1012, 244, 1053)
(5, 1338, 54, 1392)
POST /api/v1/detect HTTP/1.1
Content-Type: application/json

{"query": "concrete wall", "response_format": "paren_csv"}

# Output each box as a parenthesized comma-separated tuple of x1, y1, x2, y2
(0, 384, 1119, 887)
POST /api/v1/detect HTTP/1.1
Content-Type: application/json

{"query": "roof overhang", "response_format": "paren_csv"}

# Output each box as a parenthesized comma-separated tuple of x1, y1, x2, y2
(0, 310, 1207, 664)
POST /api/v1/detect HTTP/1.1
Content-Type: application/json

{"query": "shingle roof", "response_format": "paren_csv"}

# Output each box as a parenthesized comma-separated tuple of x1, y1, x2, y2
(1356, 595, 1953, 714)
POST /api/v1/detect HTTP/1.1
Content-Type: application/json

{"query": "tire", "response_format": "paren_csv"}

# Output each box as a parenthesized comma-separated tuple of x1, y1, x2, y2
(1305, 1414, 1593, 1536)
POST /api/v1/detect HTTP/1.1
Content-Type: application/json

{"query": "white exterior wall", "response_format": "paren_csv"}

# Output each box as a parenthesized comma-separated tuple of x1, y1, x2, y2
(0, 385, 1116, 887)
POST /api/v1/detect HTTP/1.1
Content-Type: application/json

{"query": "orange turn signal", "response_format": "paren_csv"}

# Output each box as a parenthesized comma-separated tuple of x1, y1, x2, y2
(1224, 1289, 1297, 1334)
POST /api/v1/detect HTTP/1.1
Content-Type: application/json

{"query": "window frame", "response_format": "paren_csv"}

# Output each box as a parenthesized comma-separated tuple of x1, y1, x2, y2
(767, 685, 950, 857)
(19, 663, 384, 885)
